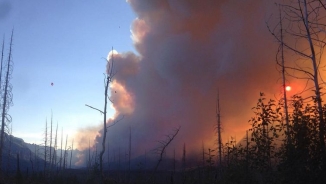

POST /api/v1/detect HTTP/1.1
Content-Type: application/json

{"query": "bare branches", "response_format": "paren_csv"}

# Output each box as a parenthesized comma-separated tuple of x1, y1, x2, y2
(85, 104, 104, 114)
(268, 0, 326, 161)
(0, 30, 14, 173)
(266, 22, 312, 59)
(318, 0, 326, 11)
(153, 126, 181, 172)
(85, 47, 122, 181)
(216, 89, 223, 166)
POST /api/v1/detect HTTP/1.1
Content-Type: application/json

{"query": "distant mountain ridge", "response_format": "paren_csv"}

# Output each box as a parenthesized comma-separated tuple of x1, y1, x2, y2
(0, 133, 208, 173)
(0, 132, 45, 173)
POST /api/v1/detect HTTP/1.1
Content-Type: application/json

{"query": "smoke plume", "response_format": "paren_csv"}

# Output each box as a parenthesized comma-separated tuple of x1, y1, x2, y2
(76, 0, 295, 166)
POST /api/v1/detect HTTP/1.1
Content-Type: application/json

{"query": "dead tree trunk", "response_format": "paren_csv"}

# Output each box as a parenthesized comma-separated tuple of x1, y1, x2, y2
(0, 38, 4, 172)
(216, 90, 222, 166)
(277, 4, 291, 149)
(267, 0, 326, 159)
(44, 119, 47, 173)
(59, 128, 63, 171)
(49, 112, 53, 172)
(0, 31, 14, 173)
(52, 123, 58, 171)
(85, 47, 118, 180)
(6, 124, 12, 174)
(149, 127, 180, 182)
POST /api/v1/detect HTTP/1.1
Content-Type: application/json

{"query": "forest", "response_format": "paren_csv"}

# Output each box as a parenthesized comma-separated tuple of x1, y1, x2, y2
(1, 0, 326, 184)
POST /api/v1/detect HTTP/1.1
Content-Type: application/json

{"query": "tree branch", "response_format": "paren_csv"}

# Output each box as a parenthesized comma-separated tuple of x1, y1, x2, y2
(85, 104, 104, 114)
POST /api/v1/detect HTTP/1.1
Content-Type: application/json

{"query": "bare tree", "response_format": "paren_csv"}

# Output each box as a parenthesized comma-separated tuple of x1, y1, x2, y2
(85, 47, 120, 179)
(277, 4, 291, 148)
(52, 123, 58, 171)
(6, 123, 12, 174)
(150, 126, 180, 182)
(216, 90, 222, 166)
(0, 36, 4, 89)
(0, 30, 14, 172)
(59, 127, 63, 171)
(49, 112, 53, 172)
(267, 0, 326, 159)
(156, 127, 180, 171)
(44, 119, 48, 173)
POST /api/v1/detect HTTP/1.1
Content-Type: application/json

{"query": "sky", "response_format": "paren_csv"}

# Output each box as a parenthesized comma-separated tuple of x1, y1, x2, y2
(0, 0, 136, 145)
(0, 0, 318, 167)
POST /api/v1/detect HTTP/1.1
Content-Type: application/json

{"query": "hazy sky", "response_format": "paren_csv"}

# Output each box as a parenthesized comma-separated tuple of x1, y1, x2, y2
(0, 0, 136, 144)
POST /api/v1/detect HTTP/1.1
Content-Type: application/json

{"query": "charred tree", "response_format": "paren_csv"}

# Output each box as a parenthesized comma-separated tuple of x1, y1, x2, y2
(216, 90, 222, 166)
(6, 123, 12, 174)
(52, 123, 58, 171)
(59, 127, 63, 171)
(44, 119, 47, 172)
(85, 47, 121, 180)
(149, 127, 180, 182)
(0, 31, 14, 173)
(49, 112, 53, 172)
(267, 0, 326, 161)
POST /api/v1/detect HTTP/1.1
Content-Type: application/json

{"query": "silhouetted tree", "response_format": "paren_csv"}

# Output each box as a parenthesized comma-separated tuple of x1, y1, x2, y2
(44, 119, 47, 173)
(85, 47, 122, 181)
(149, 126, 180, 183)
(0, 31, 14, 173)
(216, 90, 222, 167)
(267, 0, 326, 161)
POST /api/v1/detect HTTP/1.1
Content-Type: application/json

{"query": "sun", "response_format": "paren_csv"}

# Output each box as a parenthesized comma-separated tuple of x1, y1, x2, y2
(285, 86, 291, 91)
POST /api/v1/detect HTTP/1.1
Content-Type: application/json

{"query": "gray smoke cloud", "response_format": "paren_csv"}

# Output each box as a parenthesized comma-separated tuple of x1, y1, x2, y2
(76, 0, 291, 166)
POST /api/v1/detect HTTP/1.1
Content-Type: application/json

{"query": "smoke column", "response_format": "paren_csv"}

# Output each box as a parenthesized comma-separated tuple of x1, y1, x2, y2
(75, 0, 295, 166)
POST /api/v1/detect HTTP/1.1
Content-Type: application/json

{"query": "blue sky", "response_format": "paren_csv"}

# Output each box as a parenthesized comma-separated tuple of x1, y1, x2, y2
(0, 0, 136, 144)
